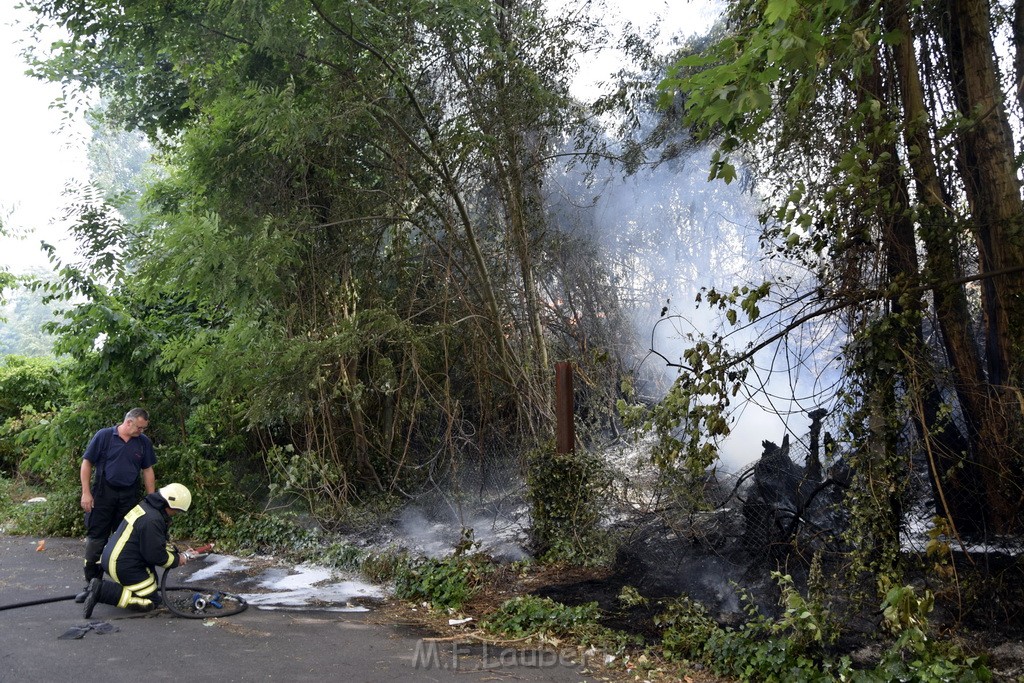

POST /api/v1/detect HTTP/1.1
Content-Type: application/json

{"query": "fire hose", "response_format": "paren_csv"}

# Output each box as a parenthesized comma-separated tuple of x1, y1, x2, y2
(1, 542, 247, 618)
(160, 543, 248, 619)
(0, 593, 78, 611)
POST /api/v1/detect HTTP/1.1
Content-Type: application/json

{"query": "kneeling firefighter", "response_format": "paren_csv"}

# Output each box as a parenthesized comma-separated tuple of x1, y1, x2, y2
(83, 483, 192, 618)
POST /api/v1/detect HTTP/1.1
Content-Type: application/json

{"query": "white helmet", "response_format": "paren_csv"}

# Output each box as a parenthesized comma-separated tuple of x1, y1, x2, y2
(158, 483, 192, 512)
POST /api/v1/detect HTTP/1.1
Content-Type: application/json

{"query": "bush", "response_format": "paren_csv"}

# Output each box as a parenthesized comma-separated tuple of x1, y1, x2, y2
(655, 578, 992, 683)
(209, 511, 322, 556)
(874, 584, 992, 682)
(655, 595, 720, 661)
(0, 478, 83, 537)
(0, 355, 69, 475)
(657, 582, 848, 683)
(483, 595, 600, 639)
(319, 541, 366, 571)
(0, 356, 67, 420)
(359, 550, 408, 585)
(526, 442, 611, 564)
(482, 594, 632, 652)
(392, 554, 490, 610)
(152, 444, 251, 541)
(14, 405, 108, 486)
(0, 475, 20, 527)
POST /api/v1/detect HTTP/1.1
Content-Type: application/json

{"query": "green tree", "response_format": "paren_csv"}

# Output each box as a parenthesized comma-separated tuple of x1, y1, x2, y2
(0, 270, 60, 357)
(0, 354, 68, 474)
(24, 0, 612, 517)
(657, 0, 1024, 546)
(0, 219, 15, 306)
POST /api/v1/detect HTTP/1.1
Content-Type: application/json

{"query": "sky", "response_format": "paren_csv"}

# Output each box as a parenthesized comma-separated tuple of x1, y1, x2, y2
(565, 0, 721, 97)
(0, 2, 90, 275)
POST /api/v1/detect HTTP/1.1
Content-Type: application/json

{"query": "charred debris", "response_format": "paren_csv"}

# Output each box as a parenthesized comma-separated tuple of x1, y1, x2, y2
(536, 408, 1023, 648)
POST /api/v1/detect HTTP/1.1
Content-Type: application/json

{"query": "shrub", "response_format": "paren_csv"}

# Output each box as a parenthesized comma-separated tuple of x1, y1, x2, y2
(153, 444, 250, 541)
(14, 405, 109, 486)
(319, 541, 366, 571)
(656, 595, 720, 661)
(656, 578, 992, 683)
(210, 511, 321, 556)
(0, 355, 69, 475)
(526, 441, 611, 564)
(0, 480, 83, 537)
(359, 550, 407, 585)
(874, 583, 992, 682)
(483, 594, 632, 651)
(0, 356, 67, 420)
(392, 554, 490, 610)
(483, 595, 601, 639)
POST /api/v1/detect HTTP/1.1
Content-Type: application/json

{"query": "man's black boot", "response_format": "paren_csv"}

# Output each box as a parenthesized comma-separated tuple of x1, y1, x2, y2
(74, 587, 89, 604)
(82, 578, 101, 619)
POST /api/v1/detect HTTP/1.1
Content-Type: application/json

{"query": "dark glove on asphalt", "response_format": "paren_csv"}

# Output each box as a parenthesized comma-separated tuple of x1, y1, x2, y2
(58, 620, 120, 640)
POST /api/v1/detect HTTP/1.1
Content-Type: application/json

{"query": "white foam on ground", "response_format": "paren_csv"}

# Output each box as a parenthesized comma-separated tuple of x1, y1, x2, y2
(242, 570, 384, 611)
(253, 604, 371, 612)
(179, 553, 385, 611)
(184, 554, 248, 582)
(259, 563, 332, 590)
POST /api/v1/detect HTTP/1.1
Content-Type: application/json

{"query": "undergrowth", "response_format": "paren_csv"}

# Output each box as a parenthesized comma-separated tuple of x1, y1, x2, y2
(0, 476, 82, 537)
(654, 573, 992, 682)
(482, 595, 634, 652)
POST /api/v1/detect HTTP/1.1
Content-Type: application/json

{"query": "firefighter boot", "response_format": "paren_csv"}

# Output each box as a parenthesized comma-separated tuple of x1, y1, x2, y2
(83, 537, 106, 583)
(82, 578, 101, 619)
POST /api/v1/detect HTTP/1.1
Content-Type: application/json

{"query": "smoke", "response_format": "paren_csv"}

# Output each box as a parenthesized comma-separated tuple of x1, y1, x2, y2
(546, 141, 844, 472)
(396, 504, 529, 562)
(346, 452, 532, 561)
(553, 0, 726, 102)
(379, 0, 845, 568)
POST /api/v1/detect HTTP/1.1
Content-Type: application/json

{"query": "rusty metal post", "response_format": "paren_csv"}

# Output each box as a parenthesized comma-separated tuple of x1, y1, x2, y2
(555, 362, 574, 454)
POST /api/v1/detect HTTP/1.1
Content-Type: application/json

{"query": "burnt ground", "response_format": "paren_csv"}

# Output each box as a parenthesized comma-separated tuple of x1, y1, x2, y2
(331, 458, 1024, 681)
(345, 472, 1024, 681)
(427, 538, 1024, 682)
(381, 560, 731, 683)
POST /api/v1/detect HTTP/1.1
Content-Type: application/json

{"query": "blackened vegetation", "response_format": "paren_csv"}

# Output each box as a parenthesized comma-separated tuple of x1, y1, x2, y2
(532, 410, 1024, 669)
(742, 428, 852, 559)
(536, 411, 858, 640)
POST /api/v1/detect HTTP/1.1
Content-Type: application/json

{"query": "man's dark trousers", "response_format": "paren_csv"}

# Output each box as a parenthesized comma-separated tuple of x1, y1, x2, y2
(83, 484, 139, 582)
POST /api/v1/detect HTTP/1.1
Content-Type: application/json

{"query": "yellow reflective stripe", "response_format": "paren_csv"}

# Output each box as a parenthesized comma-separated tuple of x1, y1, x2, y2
(116, 575, 157, 607)
(107, 505, 145, 584)
(122, 573, 157, 595)
(116, 587, 154, 608)
(160, 544, 176, 569)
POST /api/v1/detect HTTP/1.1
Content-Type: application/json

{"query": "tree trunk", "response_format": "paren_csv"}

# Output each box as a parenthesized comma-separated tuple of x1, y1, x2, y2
(884, 0, 990, 533)
(1014, 0, 1024, 118)
(944, 0, 1024, 532)
(494, 0, 550, 374)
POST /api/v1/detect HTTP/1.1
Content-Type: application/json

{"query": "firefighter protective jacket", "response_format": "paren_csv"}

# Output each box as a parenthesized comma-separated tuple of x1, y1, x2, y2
(101, 491, 180, 583)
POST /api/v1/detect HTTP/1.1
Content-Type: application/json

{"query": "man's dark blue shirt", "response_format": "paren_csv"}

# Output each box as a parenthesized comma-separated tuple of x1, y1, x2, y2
(83, 426, 156, 488)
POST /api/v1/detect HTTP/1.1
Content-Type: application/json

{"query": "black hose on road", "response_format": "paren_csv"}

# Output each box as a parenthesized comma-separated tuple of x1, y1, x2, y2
(0, 594, 77, 611)
(160, 565, 248, 619)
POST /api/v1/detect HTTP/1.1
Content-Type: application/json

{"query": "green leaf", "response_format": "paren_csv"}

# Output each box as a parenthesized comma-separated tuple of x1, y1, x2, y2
(719, 162, 738, 184)
(765, 0, 799, 24)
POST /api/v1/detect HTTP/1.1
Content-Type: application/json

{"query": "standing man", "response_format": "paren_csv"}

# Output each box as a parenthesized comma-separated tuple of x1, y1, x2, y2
(79, 408, 156, 592)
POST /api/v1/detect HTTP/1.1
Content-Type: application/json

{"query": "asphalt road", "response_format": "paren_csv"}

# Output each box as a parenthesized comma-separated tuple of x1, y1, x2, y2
(0, 535, 604, 683)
